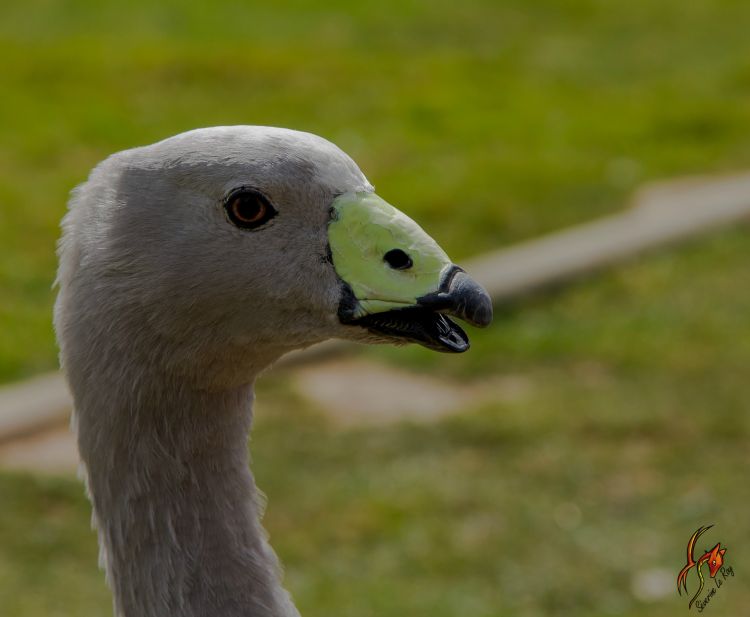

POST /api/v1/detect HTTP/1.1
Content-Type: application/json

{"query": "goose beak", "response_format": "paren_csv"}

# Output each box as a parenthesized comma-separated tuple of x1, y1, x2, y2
(328, 192, 492, 353)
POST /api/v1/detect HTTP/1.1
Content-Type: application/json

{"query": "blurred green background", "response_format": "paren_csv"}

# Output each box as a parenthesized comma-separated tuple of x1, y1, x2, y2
(1, 0, 749, 615)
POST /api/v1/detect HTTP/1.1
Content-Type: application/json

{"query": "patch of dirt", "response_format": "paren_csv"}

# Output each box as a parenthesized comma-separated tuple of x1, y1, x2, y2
(292, 357, 509, 426)
(0, 359, 537, 473)
(0, 423, 79, 474)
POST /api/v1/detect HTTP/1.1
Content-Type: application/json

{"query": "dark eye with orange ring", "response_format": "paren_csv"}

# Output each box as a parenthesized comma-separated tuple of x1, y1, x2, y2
(224, 188, 277, 230)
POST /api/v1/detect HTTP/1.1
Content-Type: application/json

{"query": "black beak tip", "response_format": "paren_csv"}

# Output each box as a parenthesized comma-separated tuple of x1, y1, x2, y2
(450, 270, 493, 328)
(415, 267, 493, 330)
(469, 290, 493, 328)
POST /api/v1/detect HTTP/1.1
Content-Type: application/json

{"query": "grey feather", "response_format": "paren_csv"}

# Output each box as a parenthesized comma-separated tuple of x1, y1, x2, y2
(55, 126, 376, 617)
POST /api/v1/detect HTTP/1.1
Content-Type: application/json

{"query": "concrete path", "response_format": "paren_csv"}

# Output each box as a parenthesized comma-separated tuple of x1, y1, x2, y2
(0, 372, 72, 444)
(0, 357, 535, 473)
(0, 424, 78, 474)
(468, 171, 750, 301)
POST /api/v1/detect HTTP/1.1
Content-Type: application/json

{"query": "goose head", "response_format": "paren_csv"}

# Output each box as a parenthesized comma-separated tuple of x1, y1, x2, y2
(57, 126, 492, 387)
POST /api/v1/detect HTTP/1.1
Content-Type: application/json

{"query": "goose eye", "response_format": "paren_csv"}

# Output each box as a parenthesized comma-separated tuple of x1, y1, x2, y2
(225, 188, 277, 229)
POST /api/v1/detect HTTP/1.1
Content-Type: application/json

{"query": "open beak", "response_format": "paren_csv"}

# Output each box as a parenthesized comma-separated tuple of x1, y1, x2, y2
(328, 192, 492, 353)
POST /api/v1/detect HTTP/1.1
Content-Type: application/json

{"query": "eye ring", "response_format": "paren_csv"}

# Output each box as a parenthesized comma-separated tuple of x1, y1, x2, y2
(224, 187, 277, 230)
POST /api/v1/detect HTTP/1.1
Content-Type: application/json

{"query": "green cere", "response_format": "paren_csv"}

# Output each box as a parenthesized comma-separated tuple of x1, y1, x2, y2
(328, 192, 452, 318)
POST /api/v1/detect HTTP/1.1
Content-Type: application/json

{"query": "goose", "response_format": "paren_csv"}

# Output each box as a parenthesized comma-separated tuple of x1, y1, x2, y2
(54, 126, 493, 617)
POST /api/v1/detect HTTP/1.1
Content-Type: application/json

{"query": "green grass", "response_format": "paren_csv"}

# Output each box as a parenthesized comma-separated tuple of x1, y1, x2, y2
(1, 0, 750, 615)
(3, 0, 750, 380)
(2, 377, 749, 616)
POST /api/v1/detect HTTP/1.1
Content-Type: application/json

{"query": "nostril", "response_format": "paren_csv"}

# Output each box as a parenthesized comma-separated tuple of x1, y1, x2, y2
(384, 248, 413, 270)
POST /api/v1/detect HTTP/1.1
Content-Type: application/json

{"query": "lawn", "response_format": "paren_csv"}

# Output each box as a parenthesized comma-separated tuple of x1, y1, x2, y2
(1, 0, 749, 615)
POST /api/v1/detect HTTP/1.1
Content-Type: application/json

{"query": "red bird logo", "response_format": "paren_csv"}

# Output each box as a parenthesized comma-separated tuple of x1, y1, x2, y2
(676, 525, 727, 609)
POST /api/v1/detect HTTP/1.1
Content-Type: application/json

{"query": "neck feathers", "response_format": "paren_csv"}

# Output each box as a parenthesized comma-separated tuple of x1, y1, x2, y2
(70, 364, 299, 617)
